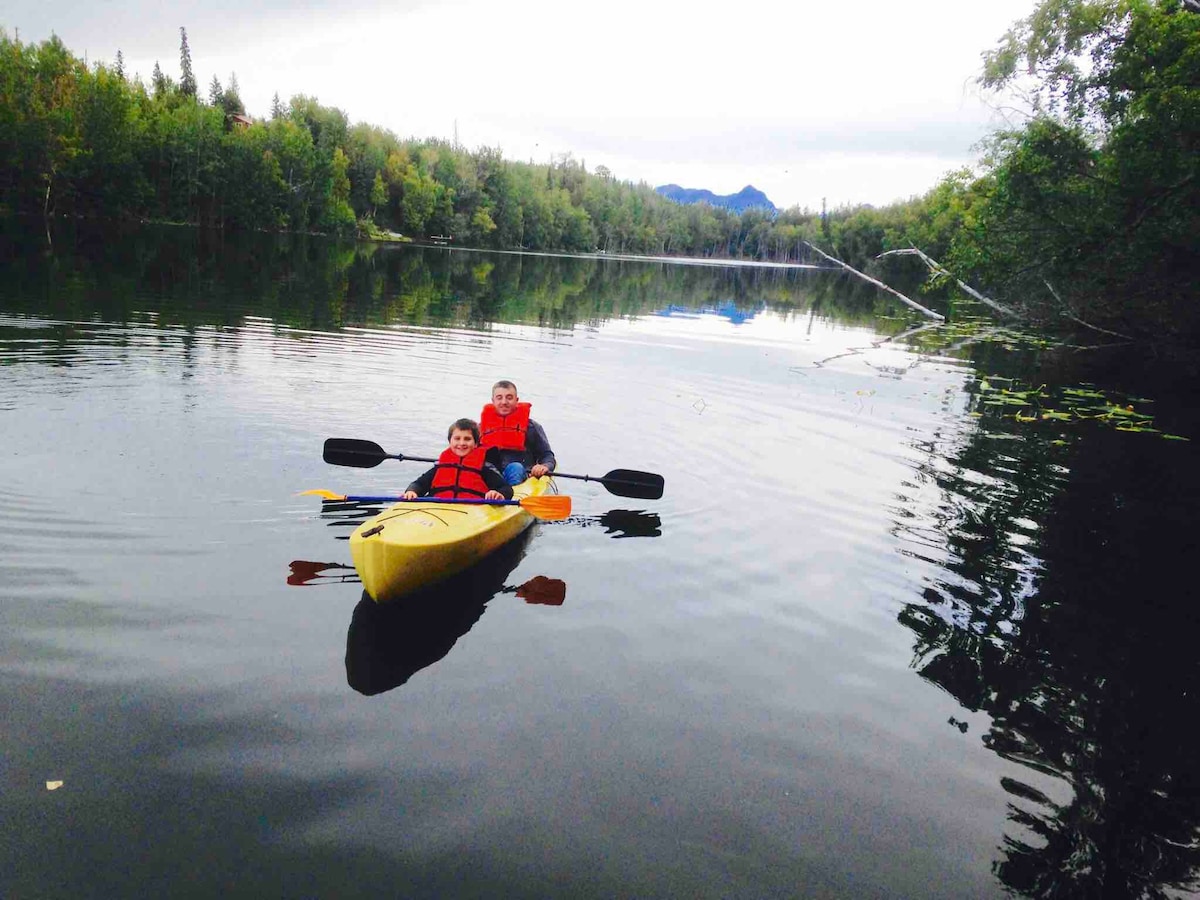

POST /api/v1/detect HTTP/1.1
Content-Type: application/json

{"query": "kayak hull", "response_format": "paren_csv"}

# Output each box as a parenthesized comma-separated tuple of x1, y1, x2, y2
(349, 476, 550, 603)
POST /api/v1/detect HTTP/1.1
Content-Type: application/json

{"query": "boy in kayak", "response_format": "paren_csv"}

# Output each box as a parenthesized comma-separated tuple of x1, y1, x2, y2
(402, 419, 513, 501)
(480, 379, 556, 485)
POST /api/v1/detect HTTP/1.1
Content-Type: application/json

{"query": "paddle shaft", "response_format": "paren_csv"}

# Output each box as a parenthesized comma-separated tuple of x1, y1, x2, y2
(342, 495, 526, 507)
(323, 438, 663, 500)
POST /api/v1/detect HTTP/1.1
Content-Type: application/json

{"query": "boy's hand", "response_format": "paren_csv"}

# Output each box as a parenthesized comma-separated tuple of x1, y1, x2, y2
(484, 490, 504, 500)
(403, 491, 418, 500)
(530, 464, 549, 478)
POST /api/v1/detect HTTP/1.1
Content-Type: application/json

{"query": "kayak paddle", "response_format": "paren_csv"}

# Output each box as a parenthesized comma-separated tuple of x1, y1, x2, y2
(299, 489, 571, 521)
(546, 468, 663, 500)
(323, 438, 664, 500)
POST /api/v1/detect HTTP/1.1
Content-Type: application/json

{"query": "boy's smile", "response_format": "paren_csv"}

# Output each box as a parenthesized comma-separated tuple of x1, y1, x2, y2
(448, 428, 477, 457)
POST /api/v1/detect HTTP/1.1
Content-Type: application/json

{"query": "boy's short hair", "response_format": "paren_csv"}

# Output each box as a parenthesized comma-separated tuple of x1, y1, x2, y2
(492, 379, 518, 395)
(448, 418, 481, 443)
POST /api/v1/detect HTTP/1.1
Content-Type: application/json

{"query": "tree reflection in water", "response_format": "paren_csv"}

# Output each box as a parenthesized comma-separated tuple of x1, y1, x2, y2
(893, 345, 1200, 898)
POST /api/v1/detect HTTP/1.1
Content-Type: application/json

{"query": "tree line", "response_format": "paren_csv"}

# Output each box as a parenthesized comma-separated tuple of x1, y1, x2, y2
(0, 27, 819, 258)
(1, 2, 1197, 344)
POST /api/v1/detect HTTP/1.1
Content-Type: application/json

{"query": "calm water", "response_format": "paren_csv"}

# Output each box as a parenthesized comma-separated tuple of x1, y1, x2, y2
(3, 225, 1200, 899)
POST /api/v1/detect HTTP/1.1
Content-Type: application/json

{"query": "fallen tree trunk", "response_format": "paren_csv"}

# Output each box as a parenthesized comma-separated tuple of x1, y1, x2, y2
(876, 248, 1017, 318)
(802, 241, 944, 321)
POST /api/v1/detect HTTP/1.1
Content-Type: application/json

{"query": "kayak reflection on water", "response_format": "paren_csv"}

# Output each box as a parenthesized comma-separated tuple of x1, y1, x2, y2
(344, 531, 565, 696)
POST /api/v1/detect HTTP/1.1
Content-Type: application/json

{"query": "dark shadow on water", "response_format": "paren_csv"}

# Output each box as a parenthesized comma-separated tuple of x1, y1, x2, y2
(549, 508, 663, 539)
(891, 344, 1200, 898)
(345, 531, 565, 696)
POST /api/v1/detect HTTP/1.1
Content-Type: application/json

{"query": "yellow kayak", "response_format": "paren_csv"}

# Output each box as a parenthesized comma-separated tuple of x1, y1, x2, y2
(349, 476, 551, 603)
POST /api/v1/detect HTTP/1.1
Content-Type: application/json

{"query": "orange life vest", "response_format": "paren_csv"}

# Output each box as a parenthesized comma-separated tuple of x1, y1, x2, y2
(430, 447, 491, 498)
(479, 402, 531, 451)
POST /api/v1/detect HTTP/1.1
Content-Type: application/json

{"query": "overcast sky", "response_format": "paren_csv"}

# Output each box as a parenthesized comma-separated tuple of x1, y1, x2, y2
(5, 0, 1037, 211)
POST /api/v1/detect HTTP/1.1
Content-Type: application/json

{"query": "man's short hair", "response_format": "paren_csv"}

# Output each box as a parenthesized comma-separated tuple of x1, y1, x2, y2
(448, 418, 481, 443)
(492, 380, 517, 394)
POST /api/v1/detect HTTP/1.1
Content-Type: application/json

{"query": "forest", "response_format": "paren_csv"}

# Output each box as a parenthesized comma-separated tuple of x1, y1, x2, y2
(1, 1, 1196, 344)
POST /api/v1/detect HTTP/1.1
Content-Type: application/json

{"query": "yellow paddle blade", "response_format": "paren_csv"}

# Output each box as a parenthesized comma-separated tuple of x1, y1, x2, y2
(299, 489, 347, 500)
(521, 494, 571, 520)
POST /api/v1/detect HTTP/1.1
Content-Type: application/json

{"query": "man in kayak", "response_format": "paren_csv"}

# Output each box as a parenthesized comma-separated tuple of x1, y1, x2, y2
(402, 419, 513, 500)
(480, 380, 556, 485)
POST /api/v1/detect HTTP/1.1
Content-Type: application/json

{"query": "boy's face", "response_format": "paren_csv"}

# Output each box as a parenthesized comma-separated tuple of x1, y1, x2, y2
(492, 386, 519, 416)
(448, 428, 477, 457)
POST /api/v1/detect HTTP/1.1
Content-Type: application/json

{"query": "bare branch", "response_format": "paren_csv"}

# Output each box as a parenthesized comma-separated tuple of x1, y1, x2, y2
(1044, 278, 1134, 340)
(802, 242, 945, 322)
(877, 248, 1018, 318)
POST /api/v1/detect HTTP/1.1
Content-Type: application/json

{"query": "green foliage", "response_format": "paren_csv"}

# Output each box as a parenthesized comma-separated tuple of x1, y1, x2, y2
(0, 31, 832, 252)
(962, 0, 1200, 340)
(822, 1, 1200, 345)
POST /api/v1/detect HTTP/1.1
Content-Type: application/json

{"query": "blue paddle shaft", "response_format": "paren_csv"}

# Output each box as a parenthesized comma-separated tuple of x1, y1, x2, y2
(343, 495, 519, 506)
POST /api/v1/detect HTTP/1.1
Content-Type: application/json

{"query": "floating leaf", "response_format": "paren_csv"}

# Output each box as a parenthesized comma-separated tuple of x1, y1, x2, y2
(46, 781, 63, 791)
(1163, 434, 1191, 441)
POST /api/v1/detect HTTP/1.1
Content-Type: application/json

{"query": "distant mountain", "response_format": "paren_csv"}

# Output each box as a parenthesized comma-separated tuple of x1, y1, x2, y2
(654, 184, 776, 214)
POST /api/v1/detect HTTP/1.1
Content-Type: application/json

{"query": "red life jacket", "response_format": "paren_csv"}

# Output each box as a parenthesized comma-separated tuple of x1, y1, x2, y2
(430, 447, 491, 498)
(479, 402, 531, 451)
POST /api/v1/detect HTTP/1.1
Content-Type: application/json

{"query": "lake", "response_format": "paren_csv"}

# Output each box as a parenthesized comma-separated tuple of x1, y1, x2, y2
(3, 224, 1199, 899)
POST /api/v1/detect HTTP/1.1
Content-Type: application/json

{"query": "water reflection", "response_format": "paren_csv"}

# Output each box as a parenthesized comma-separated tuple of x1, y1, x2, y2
(287, 560, 359, 586)
(892, 344, 1200, 898)
(344, 533, 565, 696)
(553, 509, 663, 539)
(0, 220, 922, 335)
(653, 300, 763, 325)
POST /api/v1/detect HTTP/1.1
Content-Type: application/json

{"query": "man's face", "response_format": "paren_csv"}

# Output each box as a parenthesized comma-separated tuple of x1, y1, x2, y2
(492, 386, 519, 416)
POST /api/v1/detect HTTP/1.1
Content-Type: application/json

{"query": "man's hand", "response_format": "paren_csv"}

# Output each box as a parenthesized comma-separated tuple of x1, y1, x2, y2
(403, 490, 418, 500)
(530, 464, 549, 478)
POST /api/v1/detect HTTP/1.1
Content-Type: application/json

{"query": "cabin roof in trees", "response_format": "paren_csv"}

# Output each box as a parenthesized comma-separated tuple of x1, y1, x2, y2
(230, 114, 253, 128)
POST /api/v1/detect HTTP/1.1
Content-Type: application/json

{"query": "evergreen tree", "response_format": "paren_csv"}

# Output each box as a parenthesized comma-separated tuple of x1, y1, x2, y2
(151, 60, 168, 98)
(178, 27, 196, 97)
(222, 71, 245, 116)
(208, 74, 224, 107)
(115, 49, 125, 80)
(270, 92, 283, 120)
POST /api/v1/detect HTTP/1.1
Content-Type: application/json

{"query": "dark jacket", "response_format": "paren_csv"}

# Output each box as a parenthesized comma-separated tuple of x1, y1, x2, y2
(406, 457, 514, 499)
(485, 419, 556, 472)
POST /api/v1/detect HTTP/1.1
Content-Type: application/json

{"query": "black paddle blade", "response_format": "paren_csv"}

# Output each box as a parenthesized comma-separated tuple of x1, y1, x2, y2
(324, 438, 388, 468)
(600, 469, 664, 500)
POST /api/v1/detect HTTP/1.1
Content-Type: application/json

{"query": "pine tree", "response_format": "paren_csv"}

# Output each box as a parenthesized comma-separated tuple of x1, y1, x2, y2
(179, 27, 196, 97)
(115, 49, 125, 80)
(208, 74, 224, 107)
(224, 72, 245, 115)
(270, 92, 284, 120)
(152, 60, 168, 98)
